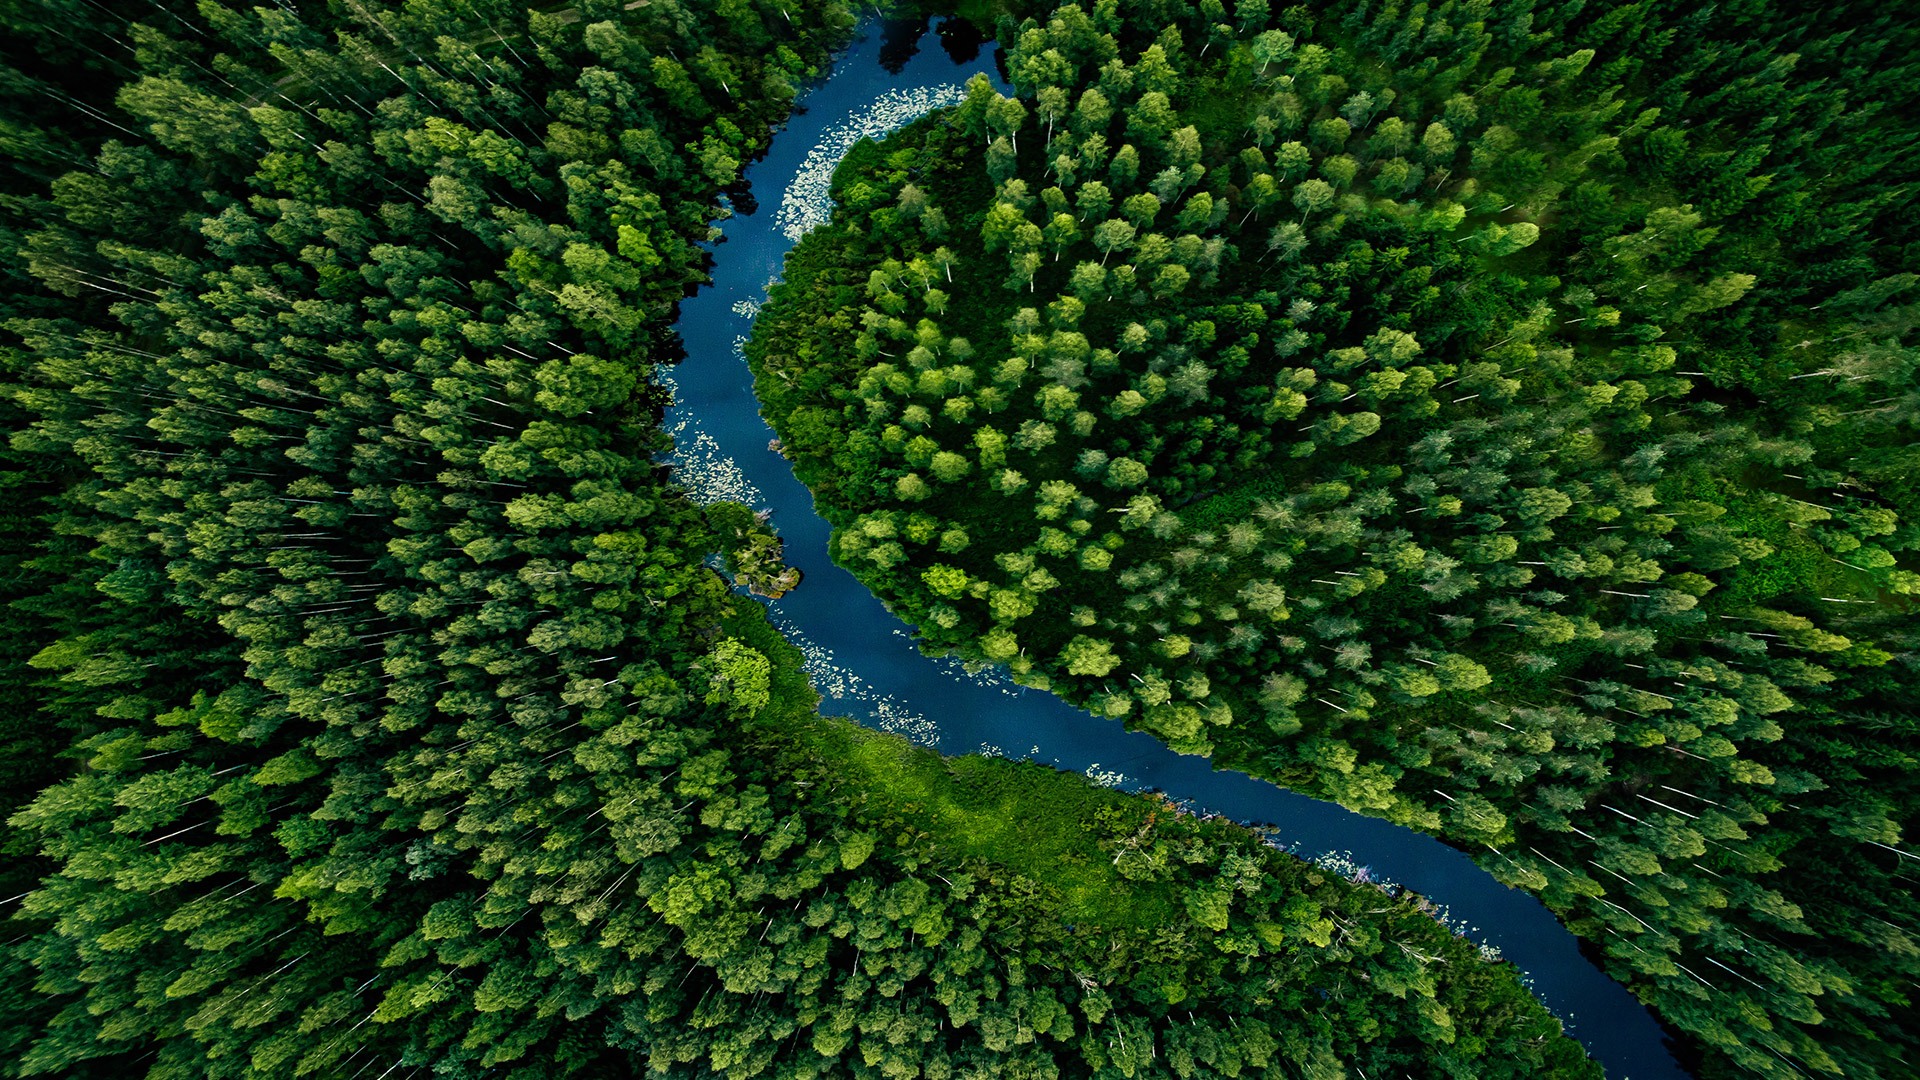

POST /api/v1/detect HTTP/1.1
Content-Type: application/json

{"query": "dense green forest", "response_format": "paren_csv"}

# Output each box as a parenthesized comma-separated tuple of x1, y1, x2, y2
(748, 0, 1920, 1076)
(0, 1, 1600, 1077)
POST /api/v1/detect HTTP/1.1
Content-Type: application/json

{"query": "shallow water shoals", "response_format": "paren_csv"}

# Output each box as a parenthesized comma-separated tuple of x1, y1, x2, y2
(661, 18, 1690, 1080)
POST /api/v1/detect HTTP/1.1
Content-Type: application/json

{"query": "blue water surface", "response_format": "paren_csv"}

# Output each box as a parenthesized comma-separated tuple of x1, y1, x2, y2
(663, 20, 1690, 1080)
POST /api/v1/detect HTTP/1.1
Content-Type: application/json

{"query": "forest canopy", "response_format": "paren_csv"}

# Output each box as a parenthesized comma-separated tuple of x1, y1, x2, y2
(0, 2, 1597, 1079)
(747, 1, 1920, 1077)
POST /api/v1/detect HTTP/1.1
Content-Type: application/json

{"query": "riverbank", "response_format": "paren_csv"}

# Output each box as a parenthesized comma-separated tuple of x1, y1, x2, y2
(718, 596, 1600, 1075)
(671, 16, 1686, 1078)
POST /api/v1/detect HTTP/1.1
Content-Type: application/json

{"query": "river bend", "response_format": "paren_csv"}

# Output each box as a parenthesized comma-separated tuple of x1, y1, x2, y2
(662, 20, 1688, 1080)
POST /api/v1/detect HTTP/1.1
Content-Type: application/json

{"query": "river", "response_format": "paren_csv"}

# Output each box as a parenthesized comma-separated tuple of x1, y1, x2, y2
(662, 18, 1689, 1080)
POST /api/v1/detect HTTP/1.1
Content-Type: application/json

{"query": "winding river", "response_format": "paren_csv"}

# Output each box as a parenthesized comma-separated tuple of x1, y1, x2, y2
(664, 19, 1688, 1080)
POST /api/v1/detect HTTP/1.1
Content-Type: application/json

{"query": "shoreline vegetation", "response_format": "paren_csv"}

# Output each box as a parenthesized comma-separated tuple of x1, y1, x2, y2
(0, 3, 1600, 1079)
(745, 1, 1920, 1077)
(727, 597, 1591, 1068)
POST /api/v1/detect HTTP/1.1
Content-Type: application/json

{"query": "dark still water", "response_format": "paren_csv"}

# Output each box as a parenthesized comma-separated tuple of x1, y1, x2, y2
(662, 19, 1689, 1080)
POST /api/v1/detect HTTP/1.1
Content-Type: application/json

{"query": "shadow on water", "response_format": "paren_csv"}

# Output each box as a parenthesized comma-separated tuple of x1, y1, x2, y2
(936, 16, 988, 63)
(666, 18, 1691, 1080)
(879, 14, 991, 73)
(878, 17, 928, 73)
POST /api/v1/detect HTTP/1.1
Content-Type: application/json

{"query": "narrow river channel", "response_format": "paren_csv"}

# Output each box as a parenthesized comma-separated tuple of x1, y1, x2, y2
(663, 19, 1690, 1080)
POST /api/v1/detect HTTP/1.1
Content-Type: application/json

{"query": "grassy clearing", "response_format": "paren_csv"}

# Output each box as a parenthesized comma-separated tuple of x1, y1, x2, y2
(721, 597, 1177, 929)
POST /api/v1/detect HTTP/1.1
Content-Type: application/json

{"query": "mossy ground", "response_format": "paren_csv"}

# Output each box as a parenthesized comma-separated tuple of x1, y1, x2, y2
(723, 598, 1178, 928)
